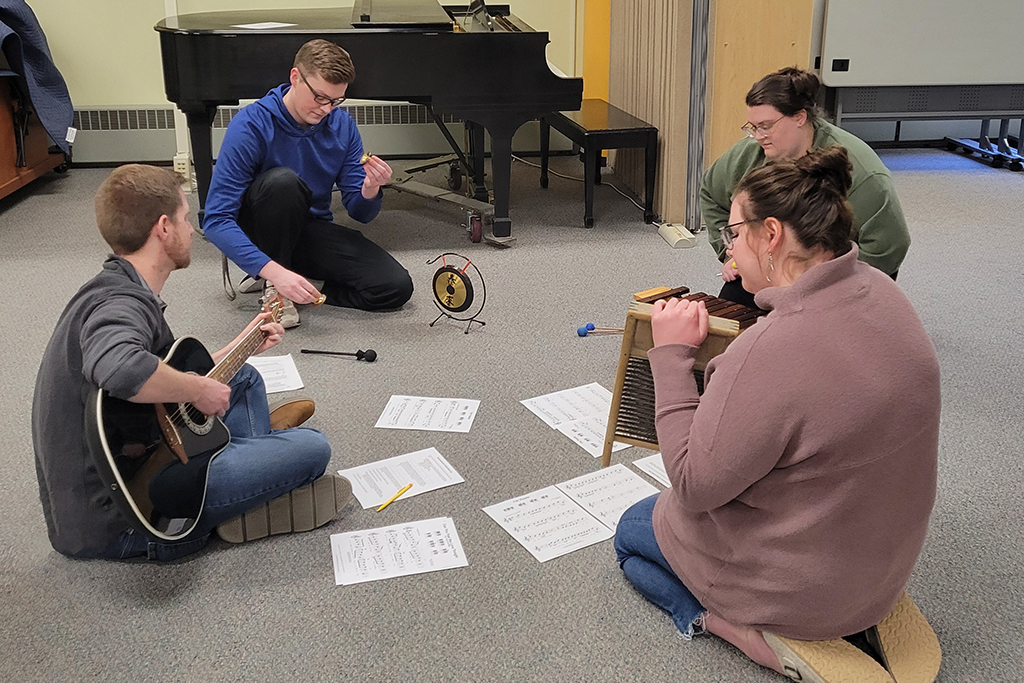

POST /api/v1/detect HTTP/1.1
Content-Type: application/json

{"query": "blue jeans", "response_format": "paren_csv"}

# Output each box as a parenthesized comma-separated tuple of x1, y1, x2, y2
(103, 364, 331, 561)
(614, 494, 707, 638)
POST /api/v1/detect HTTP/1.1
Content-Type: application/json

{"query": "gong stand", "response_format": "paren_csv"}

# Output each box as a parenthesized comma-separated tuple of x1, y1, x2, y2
(427, 252, 487, 334)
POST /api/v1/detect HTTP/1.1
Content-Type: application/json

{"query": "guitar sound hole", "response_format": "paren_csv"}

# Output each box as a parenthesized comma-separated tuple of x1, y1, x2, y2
(180, 402, 215, 435)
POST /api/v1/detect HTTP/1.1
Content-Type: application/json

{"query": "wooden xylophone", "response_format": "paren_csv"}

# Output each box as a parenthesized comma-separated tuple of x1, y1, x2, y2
(599, 289, 766, 467)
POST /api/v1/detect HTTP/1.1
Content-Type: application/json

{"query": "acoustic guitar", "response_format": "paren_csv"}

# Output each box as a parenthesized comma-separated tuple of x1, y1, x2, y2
(84, 298, 282, 542)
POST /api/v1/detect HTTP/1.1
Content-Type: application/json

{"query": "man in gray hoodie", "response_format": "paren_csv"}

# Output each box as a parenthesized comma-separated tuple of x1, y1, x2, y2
(33, 164, 350, 561)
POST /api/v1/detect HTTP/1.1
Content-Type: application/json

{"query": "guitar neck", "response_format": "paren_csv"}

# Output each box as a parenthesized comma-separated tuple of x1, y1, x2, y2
(207, 324, 266, 385)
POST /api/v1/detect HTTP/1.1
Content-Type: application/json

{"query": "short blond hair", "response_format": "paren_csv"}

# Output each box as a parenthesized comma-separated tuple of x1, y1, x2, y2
(94, 165, 182, 255)
(294, 39, 355, 84)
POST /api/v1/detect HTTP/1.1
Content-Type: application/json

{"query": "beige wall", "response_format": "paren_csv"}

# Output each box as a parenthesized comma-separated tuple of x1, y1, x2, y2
(28, 0, 578, 108)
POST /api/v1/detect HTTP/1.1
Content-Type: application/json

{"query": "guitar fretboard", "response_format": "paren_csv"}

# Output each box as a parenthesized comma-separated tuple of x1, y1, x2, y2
(207, 320, 268, 385)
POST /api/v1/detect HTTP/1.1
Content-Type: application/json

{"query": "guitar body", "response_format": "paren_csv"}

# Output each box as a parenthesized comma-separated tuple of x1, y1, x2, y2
(85, 336, 230, 542)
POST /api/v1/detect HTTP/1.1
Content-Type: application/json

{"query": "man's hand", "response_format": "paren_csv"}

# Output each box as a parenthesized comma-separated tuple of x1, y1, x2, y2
(190, 375, 231, 417)
(259, 261, 321, 304)
(361, 155, 392, 199)
(721, 258, 740, 282)
(651, 298, 709, 348)
(253, 314, 285, 355)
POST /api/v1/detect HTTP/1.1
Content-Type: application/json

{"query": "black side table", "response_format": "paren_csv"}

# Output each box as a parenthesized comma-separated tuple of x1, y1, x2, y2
(539, 99, 658, 228)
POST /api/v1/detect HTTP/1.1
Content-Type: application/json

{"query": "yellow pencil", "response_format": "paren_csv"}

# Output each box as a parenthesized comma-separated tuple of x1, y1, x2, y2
(377, 483, 413, 512)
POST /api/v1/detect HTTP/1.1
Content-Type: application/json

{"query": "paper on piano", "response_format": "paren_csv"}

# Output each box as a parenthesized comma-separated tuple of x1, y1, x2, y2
(632, 452, 671, 488)
(231, 22, 297, 30)
(338, 447, 465, 509)
(330, 517, 467, 586)
(482, 465, 659, 562)
(246, 354, 303, 393)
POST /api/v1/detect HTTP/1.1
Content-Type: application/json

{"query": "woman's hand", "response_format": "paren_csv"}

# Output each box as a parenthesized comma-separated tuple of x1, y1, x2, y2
(651, 298, 709, 348)
(721, 258, 739, 282)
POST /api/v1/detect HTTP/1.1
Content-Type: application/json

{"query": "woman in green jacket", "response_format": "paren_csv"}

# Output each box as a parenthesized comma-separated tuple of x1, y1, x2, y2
(701, 67, 910, 308)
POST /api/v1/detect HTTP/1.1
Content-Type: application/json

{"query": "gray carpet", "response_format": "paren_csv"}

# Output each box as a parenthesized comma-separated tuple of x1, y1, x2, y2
(1, 150, 1021, 682)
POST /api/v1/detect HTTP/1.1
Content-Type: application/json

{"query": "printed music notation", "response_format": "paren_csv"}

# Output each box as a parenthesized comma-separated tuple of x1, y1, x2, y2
(556, 464, 659, 531)
(246, 354, 304, 393)
(338, 447, 465, 509)
(632, 452, 671, 488)
(521, 383, 631, 457)
(482, 487, 613, 563)
(374, 395, 481, 433)
(482, 465, 660, 563)
(520, 382, 613, 428)
(330, 517, 468, 586)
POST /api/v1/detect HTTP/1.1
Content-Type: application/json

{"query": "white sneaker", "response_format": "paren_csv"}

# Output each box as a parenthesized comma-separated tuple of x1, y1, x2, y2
(261, 283, 300, 329)
(238, 275, 264, 293)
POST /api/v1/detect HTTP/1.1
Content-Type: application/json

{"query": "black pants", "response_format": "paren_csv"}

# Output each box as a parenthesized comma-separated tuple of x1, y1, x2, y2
(718, 277, 760, 310)
(237, 167, 413, 311)
(719, 269, 899, 309)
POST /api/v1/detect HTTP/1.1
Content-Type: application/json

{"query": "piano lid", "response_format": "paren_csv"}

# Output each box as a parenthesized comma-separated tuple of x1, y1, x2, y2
(351, 0, 454, 32)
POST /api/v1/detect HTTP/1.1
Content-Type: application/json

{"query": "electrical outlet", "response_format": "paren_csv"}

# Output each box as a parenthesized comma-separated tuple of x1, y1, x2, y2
(173, 154, 193, 193)
(658, 223, 695, 249)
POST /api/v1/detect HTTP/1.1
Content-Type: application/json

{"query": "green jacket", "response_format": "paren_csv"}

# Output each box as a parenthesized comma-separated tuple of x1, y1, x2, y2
(700, 120, 910, 276)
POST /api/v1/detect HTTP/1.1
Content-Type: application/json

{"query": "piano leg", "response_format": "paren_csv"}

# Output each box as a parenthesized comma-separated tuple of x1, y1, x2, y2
(180, 104, 219, 211)
(467, 122, 488, 203)
(488, 129, 514, 240)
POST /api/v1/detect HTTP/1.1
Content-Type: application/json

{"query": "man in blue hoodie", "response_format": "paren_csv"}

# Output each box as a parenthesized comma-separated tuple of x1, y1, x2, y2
(203, 39, 414, 328)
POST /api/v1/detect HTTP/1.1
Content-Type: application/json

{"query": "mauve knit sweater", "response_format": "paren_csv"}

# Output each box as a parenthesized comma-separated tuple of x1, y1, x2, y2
(649, 246, 940, 640)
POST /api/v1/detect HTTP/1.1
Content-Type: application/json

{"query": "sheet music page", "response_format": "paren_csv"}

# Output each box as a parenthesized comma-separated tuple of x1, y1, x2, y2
(374, 395, 480, 433)
(338, 447, 465, 509)
(482, 486, 614, 563)
(632, 452, 671, 488)
(555, 413, 631, 458)
(246, 354, 303, 393)
(556, 464, 659, 531)
(330, 517, 468, 586)
(231, 21, 298, 29)
(520, 383, 613, 428)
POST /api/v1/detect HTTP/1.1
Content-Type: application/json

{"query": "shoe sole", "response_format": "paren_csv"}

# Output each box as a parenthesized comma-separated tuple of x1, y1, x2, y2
(238, 277, 264, 294)
(763, 632, 894, 683)
(875, 593, 942, 683)
(217, 473, 352, 544)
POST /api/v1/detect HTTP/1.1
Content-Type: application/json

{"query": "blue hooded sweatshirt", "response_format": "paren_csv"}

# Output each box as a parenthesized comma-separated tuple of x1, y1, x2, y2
(203, 84, 382, 277)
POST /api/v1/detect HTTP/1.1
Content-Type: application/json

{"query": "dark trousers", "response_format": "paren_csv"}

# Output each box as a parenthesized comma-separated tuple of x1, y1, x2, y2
(719, 268, 899, 309)
(238, 167, 413, 311)
(718, 277, 760, 310)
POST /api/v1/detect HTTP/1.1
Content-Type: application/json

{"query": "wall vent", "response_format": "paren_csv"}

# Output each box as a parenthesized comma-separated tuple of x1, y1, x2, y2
(74, 103, 460, 133)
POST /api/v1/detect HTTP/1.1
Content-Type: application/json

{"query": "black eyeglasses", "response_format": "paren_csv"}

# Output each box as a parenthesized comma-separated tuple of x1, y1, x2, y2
(720, 220, 750, 249)
(297, 69, 347, 108)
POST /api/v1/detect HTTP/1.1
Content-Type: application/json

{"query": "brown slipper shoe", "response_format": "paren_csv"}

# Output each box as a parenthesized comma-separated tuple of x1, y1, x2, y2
(874, 592, 942, 683)
(763, 632, 895, 683)
(268, 396, 315, 430)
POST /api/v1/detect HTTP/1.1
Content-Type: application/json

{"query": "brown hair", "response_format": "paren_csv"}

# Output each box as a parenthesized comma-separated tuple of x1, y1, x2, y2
(734, 146, 854, 258)
(294, 39, 355, 84)
(746, 66, 820, 122)
(94, 164, 182, 255)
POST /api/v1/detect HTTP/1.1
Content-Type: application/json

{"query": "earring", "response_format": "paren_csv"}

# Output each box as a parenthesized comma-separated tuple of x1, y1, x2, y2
(766, 252, 774, 283)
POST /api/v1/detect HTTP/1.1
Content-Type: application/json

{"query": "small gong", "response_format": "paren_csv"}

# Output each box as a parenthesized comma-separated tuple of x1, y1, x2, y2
(426, 253, 487, 334)
(432, 266, 474, 313)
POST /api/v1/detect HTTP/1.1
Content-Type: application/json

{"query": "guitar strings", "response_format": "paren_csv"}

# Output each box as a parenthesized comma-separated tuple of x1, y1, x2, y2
(162, 324, 268, 427)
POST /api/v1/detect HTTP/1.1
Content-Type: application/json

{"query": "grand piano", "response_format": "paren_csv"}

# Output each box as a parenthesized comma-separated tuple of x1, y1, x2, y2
(155, 0, 583, 241)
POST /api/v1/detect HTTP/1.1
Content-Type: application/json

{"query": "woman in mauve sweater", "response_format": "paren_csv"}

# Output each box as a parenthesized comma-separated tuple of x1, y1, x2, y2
(613, 146, 940, 679)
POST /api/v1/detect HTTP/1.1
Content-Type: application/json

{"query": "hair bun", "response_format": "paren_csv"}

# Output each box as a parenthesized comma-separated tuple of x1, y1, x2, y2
(797, 146, 853, 196)
(781, 67, 820, 106)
